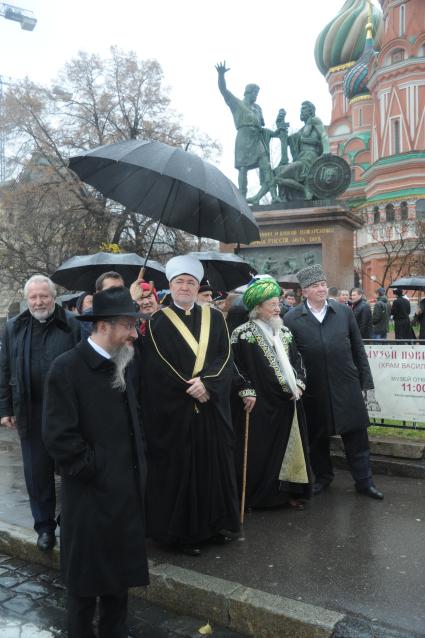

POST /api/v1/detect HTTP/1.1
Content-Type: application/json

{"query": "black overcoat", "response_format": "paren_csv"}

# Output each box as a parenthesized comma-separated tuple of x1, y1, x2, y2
(231, 320, 312, 508)
(43, 340, 148, 596)
(352, 298, 373, 338)
(391, 297, 415, 339)
(284, 300, 373, 436)
(141, 304, 240, 545)
(0, 304, 80, 438)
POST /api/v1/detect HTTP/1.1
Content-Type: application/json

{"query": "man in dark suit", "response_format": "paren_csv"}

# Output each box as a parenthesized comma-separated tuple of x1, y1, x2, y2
(284, 265, 383, 500)
(0, 275, 80, 551)
(43, 287, 149, 637)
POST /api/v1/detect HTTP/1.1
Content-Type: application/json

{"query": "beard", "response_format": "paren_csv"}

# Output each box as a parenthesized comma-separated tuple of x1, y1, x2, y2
(268, 316, 284, 333)
(30, 308, 54, 322)
(110, 343, 135, 392)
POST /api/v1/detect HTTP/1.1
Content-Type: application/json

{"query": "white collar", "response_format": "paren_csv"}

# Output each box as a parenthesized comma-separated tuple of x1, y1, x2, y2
(88, 337, 111, 360)
(307, 300, 328, 323)
(173, 301, 195, 312)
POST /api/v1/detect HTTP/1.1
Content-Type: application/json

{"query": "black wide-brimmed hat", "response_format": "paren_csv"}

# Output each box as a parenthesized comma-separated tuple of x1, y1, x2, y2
(76, 286, 145, 321)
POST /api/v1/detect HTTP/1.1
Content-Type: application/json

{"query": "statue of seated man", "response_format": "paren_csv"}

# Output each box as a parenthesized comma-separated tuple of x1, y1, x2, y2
(275, 101, 329, 202)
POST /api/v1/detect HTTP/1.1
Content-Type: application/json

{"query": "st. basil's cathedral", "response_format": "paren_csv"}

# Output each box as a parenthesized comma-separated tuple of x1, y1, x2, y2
(315, 0, 425, 297)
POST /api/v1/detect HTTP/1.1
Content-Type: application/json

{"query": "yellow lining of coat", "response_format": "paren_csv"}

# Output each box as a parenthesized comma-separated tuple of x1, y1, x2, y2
(162, 305, 211, 376)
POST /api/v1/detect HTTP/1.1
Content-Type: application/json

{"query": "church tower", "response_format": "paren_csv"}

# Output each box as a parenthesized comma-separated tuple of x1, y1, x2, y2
(315, 0, 425, 297)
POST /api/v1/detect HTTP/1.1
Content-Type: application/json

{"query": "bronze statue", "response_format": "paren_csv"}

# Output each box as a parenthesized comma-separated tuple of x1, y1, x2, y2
(215, 61, 278, 203)
(216, 64, 350, 204)
(274, 101, 330, 201)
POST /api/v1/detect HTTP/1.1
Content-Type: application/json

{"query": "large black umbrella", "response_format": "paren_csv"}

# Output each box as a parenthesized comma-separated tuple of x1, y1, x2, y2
(51, 252, 168, 292)
(388, 277, 425, 291)
(68, 139, 260, 247)
(186, 251, 257, 291)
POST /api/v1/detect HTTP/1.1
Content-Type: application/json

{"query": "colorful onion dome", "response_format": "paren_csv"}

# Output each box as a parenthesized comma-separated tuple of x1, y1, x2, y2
(343, 20, 375, 100)
(314, 0, 382, 76)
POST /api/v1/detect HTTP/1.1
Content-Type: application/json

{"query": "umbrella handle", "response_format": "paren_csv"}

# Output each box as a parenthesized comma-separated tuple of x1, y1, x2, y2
(143, 179, 178, 267)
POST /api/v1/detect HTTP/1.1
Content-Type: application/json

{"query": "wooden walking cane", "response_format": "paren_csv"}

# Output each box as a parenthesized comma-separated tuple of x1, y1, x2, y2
(240, 410, 250, 525)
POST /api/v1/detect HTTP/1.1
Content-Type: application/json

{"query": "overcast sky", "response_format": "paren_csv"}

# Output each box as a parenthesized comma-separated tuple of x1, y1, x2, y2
(1, 0, 380, 185)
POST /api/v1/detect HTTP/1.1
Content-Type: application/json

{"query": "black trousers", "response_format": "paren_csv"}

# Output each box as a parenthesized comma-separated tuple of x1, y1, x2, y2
(67, 590, 128, 638)
(309, 427, 373, 489)
(19, 407, 56, 534)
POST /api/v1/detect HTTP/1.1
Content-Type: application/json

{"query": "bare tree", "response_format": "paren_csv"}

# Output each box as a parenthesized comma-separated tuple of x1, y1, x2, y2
(0, 48, 220, 287)
(356, 220, 425, 290)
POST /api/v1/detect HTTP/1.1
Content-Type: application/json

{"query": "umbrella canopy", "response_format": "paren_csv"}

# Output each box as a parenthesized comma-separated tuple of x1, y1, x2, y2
(51, 252, 168, 292)
(186, 251, 257, 291)
(68, 139, 260, 245)
(388, 277, 425, 291)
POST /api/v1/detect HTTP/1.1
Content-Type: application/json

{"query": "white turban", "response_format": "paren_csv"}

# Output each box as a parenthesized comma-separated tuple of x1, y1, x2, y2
(165, 255, 204, 283)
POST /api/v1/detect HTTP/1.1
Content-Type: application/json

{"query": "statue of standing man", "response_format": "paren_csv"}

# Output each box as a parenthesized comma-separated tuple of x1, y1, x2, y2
(215, 61, 278, 203)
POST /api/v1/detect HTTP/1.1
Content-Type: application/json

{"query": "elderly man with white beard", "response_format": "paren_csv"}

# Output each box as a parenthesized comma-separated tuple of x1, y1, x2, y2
(231, 277, 312, 511)
(0, 274, 80, 552)
(42, 286, 149, 638)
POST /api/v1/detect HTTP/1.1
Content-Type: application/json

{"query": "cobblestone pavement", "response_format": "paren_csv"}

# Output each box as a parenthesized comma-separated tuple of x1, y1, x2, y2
(0, 554, 246, 638)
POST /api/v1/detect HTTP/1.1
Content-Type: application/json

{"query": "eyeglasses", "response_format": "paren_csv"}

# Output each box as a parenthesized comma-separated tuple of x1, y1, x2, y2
(109, 319, 139, 331)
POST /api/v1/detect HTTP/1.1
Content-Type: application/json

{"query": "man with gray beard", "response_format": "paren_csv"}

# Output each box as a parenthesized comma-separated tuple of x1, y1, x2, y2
(231, 277, 312, 510)
(43, 286, 148, 638)
(0, 274, 80, 551)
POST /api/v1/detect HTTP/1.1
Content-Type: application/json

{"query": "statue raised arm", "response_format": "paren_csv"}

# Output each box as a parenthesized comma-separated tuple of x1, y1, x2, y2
(215, 61, 277, 202)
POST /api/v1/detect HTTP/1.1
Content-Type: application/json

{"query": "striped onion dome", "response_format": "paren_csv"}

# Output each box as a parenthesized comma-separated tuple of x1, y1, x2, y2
(314, 0, 382, 76)
(343, 28, 374, 99)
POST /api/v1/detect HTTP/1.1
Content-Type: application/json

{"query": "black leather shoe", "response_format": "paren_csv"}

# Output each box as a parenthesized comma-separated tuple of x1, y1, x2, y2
(313, 481, 330, 495)
(179, 544, 201, 556)
(209, 533, 233, 545)
(37, 531, 56, 552)
(356, 485, 384, 500)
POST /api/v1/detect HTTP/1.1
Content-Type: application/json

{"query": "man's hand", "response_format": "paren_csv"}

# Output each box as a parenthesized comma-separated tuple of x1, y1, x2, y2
(1, 416, 16, 429)
(215, 61, 230, 76)
(242, 396, 256, 413)
(291, 389, 303, 401)
(187, 377, 210, 403)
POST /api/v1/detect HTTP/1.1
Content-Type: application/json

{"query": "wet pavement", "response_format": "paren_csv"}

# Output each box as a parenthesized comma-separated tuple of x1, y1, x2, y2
(147, 474, 425, 635)
(0, 552, 247, 637)
(1, 427, 424, 636)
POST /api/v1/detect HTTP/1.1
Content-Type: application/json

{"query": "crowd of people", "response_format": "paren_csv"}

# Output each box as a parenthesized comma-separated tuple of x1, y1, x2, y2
(0, 258, 395, 637)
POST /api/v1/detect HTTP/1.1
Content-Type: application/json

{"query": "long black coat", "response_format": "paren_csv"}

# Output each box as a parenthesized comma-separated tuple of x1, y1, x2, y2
(0, 305, 80, 438)
(43, 340, 148, 596)
(141, 304, 240, 545)
(391, 297, 415, 339)
(231, 320, 312, 507)
(352, 298, 373, 338)
(284, 300, 373, 436)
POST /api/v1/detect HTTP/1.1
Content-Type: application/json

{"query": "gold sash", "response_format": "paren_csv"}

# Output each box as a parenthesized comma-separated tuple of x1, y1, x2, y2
(162, 305, 211, 376)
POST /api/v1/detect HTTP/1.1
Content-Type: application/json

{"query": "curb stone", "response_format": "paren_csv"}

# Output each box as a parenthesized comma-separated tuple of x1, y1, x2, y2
(0, 520, 344, 638)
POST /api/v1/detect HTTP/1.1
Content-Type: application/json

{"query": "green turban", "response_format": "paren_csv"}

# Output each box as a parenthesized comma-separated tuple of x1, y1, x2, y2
(243, 278, 282, 311)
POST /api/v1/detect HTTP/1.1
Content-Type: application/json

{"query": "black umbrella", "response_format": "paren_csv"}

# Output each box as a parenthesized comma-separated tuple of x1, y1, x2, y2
(68, 139, 260, 248)
(388, 277, 425, 291)
(51, 252, 168, 292)
(186, 251, 257, 291)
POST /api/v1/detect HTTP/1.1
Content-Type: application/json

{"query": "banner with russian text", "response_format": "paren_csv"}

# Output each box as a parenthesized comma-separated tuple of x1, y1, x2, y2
(364, 343, 425, 422)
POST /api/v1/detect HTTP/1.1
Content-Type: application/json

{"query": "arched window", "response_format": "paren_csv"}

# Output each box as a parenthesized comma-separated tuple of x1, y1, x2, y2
(416, 199, 425, 220)
(400, 201, 408, 220)
(373, 206, 380, 224)
(391, 48, 405, 64)
(386, 203, 395, 222)
(359, 108, 363, 127)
